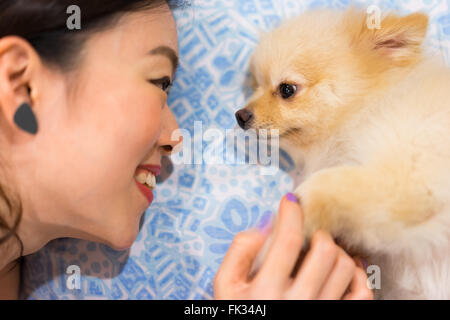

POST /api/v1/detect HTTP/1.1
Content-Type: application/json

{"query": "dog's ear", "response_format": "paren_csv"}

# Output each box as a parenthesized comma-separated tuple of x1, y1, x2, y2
(352, 10, 429, 66)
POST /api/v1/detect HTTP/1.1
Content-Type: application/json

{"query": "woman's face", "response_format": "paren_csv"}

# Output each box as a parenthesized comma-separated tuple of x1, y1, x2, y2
(10, 5, 181, 250)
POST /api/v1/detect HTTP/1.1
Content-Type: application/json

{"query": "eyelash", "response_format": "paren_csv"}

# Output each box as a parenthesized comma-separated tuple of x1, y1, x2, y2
(148, 76, 173, 94)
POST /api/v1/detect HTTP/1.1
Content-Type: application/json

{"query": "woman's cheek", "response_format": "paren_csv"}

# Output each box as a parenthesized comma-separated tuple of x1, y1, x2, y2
(133, 92, 164, 148)
(109, 84, 164, 161)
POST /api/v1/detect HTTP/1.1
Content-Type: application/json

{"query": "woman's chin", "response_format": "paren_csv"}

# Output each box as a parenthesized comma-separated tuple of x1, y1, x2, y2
(101, 218, 141, 251)
(106, 233, 138, 251)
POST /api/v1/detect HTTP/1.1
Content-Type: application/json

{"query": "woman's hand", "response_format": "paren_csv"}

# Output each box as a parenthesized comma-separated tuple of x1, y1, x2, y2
(214, 194, 373, 300)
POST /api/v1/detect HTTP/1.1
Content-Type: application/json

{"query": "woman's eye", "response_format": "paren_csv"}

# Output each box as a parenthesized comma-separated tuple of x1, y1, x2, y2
(279, 83, 297, 99)
(149, 76, 173, 93)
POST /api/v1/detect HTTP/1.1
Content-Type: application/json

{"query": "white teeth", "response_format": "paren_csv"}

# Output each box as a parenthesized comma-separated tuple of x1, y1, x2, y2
(145, 172, 156, 189)
(135, 171, 156, 189)
(136, 172, 147, 184)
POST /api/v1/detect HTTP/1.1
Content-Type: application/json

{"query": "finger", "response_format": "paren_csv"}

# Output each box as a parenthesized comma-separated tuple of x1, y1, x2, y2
(214, 229, 267, 291)
(343, 267, 374, 300)
(316, 248, 356, 300)
(252, 193, 304, 291)
(286, 230, 339, 299)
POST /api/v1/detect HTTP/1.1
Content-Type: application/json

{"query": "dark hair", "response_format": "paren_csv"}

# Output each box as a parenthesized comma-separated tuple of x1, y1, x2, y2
(0, 0, 184, 70)
(0, 0, 182, 270)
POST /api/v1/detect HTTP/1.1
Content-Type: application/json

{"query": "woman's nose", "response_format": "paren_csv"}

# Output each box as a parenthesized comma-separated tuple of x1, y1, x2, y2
(157, 106, 183, 156)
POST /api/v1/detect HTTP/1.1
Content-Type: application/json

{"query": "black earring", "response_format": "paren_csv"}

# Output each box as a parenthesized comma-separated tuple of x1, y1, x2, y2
(13, 102, 38, 135)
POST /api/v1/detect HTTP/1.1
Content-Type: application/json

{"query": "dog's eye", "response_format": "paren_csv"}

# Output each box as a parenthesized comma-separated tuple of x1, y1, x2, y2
(279, 83, 297, 99)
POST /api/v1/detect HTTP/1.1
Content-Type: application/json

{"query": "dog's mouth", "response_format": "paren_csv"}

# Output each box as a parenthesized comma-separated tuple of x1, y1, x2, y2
(253, 126, 302, 139)
(281, 127, 302, 138)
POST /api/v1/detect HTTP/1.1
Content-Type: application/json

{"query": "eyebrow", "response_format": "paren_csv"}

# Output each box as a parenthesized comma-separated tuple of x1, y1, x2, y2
(148, 46, 179, 78)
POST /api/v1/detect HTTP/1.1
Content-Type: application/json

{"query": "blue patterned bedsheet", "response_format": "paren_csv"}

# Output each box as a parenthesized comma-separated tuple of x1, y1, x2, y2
(20, 0, 450, 299)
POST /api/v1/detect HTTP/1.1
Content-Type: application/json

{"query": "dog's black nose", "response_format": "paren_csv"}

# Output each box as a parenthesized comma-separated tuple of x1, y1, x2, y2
(235, 109, 254, 129)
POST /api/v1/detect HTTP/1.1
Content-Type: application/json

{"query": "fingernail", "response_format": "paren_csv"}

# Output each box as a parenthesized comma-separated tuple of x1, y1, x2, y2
(256, 210, 273, 235)
(285, 192, 299, 204)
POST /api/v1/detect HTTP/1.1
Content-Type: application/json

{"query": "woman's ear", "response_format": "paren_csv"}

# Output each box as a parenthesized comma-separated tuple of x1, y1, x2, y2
(0, 36, 39, 136)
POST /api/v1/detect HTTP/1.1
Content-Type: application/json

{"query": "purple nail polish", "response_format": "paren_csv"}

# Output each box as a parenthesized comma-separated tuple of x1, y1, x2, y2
(256, 211, 273, 235)
(286, 192, 299, 203)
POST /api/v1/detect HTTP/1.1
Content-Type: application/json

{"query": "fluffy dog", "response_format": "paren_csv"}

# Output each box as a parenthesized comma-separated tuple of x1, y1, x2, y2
(236, 8, 450, 299)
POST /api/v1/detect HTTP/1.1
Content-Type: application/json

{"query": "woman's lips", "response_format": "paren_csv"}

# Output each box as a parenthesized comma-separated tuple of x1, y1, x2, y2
(134, 164, 161, 206)
(137, 164, 161, 177)
(134, 177, 154, 206)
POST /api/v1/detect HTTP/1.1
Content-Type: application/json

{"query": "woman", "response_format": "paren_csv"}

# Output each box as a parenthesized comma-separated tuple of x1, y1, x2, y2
(0, 0, 373, 300)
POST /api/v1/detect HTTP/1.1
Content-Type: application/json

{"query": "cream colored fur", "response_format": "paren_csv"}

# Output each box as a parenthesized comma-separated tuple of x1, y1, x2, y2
(247, 8, 450, 299)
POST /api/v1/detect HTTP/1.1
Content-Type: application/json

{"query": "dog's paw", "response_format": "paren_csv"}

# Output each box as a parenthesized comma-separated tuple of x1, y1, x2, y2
(293, 168, 351, 241)
(294, 182, 323, 242)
